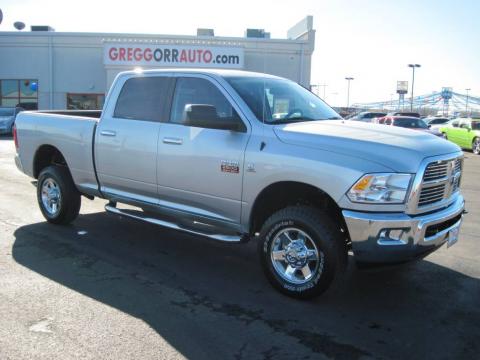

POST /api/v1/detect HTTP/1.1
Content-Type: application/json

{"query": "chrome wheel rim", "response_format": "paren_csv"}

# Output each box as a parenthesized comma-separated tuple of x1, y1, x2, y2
(41, 178, 61, 216)
(474, 140, 480, 154)
(270, 227, 323, 285)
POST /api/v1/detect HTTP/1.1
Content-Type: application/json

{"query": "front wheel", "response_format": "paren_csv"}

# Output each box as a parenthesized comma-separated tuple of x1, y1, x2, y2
(37, 165, 81, 224)
(473, 138, 480, 155)
(258, 206, 347, 299)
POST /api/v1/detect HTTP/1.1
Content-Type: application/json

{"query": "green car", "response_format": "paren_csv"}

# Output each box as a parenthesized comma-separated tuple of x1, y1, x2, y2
(440, 118, 480, 155)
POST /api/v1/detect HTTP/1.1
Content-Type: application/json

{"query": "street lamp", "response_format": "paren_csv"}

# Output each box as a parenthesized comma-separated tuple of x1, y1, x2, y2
(345, 77, 354, 111)
(465, 88, 471, 115)
(408, 64, 421, 111)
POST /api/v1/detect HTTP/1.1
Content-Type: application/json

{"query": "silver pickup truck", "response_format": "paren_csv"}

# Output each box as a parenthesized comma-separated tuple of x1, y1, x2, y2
(14, 69, 465, 299)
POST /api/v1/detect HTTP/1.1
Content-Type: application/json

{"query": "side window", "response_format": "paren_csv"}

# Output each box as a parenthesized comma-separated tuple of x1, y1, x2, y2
(114, 77, 170, 121)
(451, 121, 459, 128)
(460, 121, 470, 129)
(170, 77, 241, 126)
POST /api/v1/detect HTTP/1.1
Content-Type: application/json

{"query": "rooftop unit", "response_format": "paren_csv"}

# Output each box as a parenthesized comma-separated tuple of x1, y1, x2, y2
(30, 25, 55, 32)
(245, 28, 270, 39)
(197, 28, 215, 37)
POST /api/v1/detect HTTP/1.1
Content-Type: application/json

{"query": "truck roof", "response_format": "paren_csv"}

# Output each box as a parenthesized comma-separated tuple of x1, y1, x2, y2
(118, 68, 284, 80)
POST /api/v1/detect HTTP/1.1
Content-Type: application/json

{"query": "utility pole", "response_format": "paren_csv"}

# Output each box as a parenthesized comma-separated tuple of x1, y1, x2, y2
(465, 88, 471, 116)
(408, 64, 421, 111)
(345, 77, 354, 112)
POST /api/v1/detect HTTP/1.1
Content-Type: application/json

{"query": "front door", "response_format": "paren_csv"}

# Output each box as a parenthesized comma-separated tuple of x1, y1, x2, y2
(95, 75, 172, 203)
(156, 76, 250, 224)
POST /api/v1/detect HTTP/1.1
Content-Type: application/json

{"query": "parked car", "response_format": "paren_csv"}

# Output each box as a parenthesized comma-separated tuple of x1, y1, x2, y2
(440, 118, 480, 154)
(387, 111, 421, 118)
(424, 117, 450, 131)
(0, 107, 24, 135)
(14, 69, 465, 299)
(376, 116, 443, 137)
(348, 111, 386, 122)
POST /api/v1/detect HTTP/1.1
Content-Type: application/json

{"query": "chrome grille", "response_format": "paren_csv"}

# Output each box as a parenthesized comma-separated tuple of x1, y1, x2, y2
(417, 156, 462, 210)
(423, 162, 448, 181)
(454, 158, 462, 176)
(418, 184, 445, 206)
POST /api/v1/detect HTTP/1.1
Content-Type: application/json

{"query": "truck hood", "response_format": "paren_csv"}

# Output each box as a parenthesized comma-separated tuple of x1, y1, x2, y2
(273, 120, 461, 173)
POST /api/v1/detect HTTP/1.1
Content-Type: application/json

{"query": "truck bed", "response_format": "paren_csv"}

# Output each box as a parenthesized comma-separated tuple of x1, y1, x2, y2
(15, 110, 100, 196)
(35, 110, 102, 119)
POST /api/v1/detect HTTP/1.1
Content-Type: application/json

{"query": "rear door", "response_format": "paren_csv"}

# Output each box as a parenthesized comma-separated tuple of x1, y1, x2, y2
(156, 75, 250, 224)
(95, 74, 173, 203)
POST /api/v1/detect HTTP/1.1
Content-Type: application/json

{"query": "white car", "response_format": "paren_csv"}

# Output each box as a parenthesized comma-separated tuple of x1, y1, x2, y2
(424, 117, 450, 131)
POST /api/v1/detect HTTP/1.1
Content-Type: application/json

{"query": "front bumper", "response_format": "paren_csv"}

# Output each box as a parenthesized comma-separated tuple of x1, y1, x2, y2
(342, 195, 465, 263)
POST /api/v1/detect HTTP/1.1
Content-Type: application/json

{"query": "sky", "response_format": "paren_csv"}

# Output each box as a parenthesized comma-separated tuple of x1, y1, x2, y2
(0, 0, 478, 106)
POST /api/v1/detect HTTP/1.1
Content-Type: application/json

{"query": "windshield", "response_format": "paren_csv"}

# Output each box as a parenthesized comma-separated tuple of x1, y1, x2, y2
(426, 118, 449, 125)
(0, 108, 15, 116)
(394, 117, 429, 129)
(225, 76, 341, 124)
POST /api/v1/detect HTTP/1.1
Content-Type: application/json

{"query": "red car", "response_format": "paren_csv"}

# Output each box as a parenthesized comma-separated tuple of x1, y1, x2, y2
(375, 116, 443, 137)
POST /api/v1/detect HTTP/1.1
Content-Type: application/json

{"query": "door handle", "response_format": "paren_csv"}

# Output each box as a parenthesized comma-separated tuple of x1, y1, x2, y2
(163, 137, 183, 145)
(100, 130, 116, 137)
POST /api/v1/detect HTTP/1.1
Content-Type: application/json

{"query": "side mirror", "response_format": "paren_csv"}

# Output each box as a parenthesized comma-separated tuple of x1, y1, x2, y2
(183, 104, 245, 132)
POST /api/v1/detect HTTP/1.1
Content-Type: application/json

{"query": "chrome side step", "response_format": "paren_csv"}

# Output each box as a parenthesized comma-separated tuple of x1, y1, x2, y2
(105, 204, 244, 242)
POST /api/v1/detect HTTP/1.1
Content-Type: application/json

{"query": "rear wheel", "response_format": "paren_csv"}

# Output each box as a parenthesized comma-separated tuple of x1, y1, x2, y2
(473, 138, 480, 155)
(37, 165, 81, 224)
(258, 206, 347, 299)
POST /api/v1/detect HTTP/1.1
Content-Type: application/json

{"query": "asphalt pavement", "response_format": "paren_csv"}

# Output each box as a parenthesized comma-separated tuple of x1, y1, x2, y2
(0, 135, 479, 360)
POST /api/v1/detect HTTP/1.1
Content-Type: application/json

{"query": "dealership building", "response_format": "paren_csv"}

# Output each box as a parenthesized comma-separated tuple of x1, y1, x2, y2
(0, 16, 315, 110)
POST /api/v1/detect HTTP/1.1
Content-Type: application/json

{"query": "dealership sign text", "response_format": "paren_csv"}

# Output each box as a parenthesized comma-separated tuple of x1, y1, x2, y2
(104, 43, 244, 68)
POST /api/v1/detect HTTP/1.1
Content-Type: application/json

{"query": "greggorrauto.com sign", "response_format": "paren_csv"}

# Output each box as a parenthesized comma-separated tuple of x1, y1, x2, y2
(104, 43, 244, 69)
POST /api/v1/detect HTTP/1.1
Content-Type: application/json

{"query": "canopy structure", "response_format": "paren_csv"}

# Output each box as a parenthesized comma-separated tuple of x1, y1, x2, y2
(352, 91, 480, 116)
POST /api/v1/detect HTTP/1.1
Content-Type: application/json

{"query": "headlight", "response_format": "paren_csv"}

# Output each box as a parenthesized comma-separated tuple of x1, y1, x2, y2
(347, 173, 412, 204)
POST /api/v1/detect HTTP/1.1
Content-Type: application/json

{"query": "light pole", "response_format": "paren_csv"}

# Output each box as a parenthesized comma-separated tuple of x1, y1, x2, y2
(408, 64, 421, 111)
(465, 88, 471, 115)
(345, 77, 354, 112)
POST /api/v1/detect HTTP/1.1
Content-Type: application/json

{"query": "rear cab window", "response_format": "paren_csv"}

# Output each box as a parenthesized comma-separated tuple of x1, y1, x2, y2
(114, 76, 172, 121)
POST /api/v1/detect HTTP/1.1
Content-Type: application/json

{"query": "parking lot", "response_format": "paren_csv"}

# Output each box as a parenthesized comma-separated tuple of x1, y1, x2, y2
(0, 135, 479, 360)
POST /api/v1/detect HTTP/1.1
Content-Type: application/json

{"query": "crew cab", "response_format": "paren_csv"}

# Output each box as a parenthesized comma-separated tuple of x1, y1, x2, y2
(14, 69, 466, 299)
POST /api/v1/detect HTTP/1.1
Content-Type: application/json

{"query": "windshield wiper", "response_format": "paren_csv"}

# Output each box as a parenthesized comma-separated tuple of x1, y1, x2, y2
(268, 117, 315, 124)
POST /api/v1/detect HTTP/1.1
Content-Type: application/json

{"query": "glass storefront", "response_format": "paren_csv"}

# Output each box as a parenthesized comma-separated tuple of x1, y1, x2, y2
(0, 79, 38, 109)
(67, 93, 105, 110)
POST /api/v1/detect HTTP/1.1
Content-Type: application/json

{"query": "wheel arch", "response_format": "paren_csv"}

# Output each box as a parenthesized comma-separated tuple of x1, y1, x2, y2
(33, 144, 70, 179)
(249, 181, 349, 244)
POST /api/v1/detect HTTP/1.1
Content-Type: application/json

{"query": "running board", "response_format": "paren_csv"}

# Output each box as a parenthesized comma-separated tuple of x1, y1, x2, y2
(105, 204, 244, 242)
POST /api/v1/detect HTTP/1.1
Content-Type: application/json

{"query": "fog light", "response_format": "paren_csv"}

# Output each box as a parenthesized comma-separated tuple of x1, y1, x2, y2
(378, 229, 409, 245)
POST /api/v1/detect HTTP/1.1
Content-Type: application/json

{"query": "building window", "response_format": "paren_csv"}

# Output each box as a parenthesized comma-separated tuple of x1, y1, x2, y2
(67, 93, 105, 110)
(0, 79, 38, 110)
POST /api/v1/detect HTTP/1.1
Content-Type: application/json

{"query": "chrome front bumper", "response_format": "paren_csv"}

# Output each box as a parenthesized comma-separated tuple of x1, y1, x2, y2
(342, 195, 465, 263)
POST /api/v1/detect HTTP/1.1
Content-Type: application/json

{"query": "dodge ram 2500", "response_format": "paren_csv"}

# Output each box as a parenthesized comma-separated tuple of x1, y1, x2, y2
(14, 69, 465, 298)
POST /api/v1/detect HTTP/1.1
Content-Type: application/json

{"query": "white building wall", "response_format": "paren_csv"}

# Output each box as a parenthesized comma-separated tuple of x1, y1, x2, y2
(0, 16, 315, 110)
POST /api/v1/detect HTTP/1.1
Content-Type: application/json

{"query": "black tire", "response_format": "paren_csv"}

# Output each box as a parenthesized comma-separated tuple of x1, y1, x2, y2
(258, 206, 347, 299)
(473, 137, 480, 155)
(37, 165, 81, 224)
